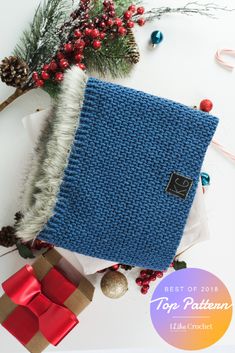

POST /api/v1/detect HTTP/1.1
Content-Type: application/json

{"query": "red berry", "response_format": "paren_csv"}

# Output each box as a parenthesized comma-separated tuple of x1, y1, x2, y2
(90, 28, 100, 38)
(57, 52, 64, 60)
(109, 10, 116, 17)
(114, 18, 122, 27)
(111, 264, 120, 271)
(156, 271, 163, 278)
(142, 278, 150, 286)
(136, 277, 143, 286)
(32, 72, 39, 81)
(99, 21, 106, 29)
(141, 287, 148, 294)
(169, 262, 174, 268)
(76, 63, 86, 70)
(150, 274, 157, 281)
(102, 14, 108, 21)
(42, 64, 50, 71)
(118, 26, 127, 36)
(106, 18, 113, 27)
(49, 61, 58, 72)
(93, 40, 101, 49)
(143, 284, 150, 290)
(75, 53, 84, 62)
(103, 0, 110, 7)
(200, 99, 213, 112)
(84, 38, 90, 46)
(55, 72, 64, 81)
(84, 28, 92, 36)
(64, 42, 73, 53)
(74, 29, 82, 38)
(59, 59, 69, 69)
(35, 79, 44, 87)
(124, 11, 132, 20)
(100, 32, 106, 40)
(109, 4, 115, 11)
(128, 4, 136, 12)
(140, 270, 147, 278)
(94, 17, 99, 25)
(137, 18, 145, 26)
(137, 6, 145, 15)
(126, 21, 134, 28)
(74, 39, 86, 50)
(147, 269, 154, 275)
(41, 71, 50, 80)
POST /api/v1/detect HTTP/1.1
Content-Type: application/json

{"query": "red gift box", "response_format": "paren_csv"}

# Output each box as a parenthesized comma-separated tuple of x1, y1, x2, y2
(0, 249, 95, 353)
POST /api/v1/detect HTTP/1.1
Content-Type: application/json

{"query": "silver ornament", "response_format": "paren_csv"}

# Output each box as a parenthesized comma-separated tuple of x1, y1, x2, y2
(100, 271, 128, 299)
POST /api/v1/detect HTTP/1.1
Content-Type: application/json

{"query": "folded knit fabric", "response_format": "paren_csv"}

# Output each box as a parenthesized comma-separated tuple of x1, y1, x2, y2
(17, 67, 218, 270)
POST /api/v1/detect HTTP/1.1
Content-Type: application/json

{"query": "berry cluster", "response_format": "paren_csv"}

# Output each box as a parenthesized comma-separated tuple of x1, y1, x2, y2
(30, 239, 54, 251)
(32, 1, 146, 88)
(136, 269, 166, 295)
(97, 263, 133, 273)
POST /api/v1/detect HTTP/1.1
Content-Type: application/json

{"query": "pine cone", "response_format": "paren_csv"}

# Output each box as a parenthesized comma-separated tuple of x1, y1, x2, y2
(14, 211, 24, 223)
(0, 226, 18, 247)
(0, 56, 29, 88)
(126, 30, 140, 65)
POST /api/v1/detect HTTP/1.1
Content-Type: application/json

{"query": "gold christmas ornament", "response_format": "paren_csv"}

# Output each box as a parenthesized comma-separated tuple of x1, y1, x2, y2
(100, 271, 128, 299)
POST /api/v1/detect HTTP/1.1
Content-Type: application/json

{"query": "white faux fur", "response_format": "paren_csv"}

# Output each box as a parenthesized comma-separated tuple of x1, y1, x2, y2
(16, 67, 88, 241)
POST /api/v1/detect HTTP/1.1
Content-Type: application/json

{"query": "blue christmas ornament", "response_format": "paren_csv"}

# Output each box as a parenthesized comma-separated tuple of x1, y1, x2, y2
(151, 30, 164, 47)
(200, 172, 210, 186)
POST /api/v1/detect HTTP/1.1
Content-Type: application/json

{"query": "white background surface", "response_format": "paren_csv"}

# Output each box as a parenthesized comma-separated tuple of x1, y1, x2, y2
(0, 0, 235, 352)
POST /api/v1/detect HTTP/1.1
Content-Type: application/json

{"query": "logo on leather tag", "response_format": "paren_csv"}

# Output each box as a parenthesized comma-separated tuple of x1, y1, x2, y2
(166, 172, 193, 199)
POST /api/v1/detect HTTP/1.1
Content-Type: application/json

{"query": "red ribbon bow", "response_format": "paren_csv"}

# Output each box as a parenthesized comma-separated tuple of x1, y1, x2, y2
(2, 265, 78, 346)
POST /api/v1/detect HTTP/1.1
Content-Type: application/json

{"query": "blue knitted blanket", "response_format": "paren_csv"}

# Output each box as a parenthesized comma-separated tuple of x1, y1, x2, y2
(17, 68, 218, 270)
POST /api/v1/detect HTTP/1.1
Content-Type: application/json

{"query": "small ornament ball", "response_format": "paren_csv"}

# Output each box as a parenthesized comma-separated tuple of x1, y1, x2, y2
(200, 99, 213, 112)
(201, 172, 210, 186)
(151, 30, 164, 46)
(101, 271, 128, 299)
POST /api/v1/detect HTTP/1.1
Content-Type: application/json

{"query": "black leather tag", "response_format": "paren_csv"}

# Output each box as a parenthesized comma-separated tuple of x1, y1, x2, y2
(166, 173, 193, 199)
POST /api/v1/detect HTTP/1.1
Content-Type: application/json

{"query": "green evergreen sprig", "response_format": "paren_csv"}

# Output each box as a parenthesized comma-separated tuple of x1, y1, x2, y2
(13, 0, 72, 87)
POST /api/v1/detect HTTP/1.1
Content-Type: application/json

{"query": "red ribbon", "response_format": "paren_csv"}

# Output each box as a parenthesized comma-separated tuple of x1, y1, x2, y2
(2, 265, 79, 346)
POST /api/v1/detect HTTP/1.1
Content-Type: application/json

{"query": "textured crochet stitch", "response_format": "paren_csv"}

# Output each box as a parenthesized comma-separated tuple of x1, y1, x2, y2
(17, 67, 218, 270)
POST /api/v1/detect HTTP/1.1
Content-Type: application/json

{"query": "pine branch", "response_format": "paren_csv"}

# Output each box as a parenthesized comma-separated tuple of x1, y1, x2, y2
(13, 0, 71, 87)
(84, 34, 135, 78)
(0, 89, 29, 112)
(140, 2, 234, 22)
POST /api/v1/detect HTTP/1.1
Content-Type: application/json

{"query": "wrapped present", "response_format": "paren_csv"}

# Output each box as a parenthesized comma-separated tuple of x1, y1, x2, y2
(0, 249, 95, 353)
